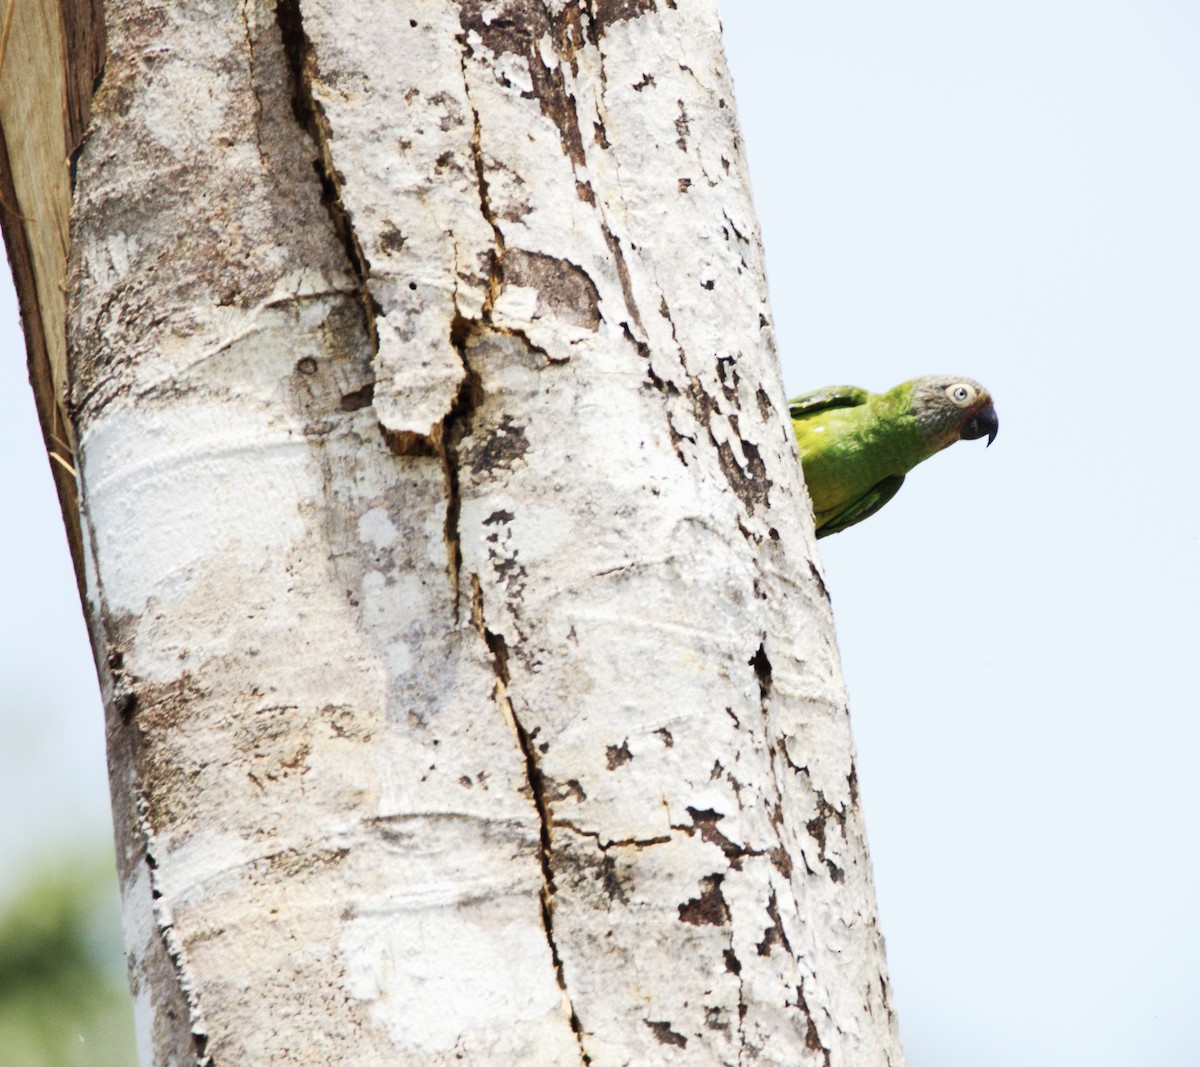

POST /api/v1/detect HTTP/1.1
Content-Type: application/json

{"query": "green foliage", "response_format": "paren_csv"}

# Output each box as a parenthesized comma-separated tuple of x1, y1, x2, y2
(0, 853, 135, 1067)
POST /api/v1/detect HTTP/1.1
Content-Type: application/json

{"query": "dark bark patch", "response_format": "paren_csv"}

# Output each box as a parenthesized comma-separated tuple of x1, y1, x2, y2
(469, 414, 529, 475)
(674, 99, 690, 150)
(806, 792, 848, 884)
(714, 423, 771, 516)
(805, 814, 827, 857)
(503, 248, 601, 330)
(678, 873, 730, 927)
(646, 1020, 687, 1048)
(378, 222, 406, 254)
(591, 0, 660, 42)
(601, 852, 630, 903)
(805, 791, 846, 864)
(749, 643, 771, 704)
(704, 1006, 729, 1033)
(490, 547, 528, 599)
(715, 355, 739, 402)
(340, 382, 374, 411)
(682, 378, 773, 516)
(460, 0, 590, 179)
(796, 984, 833, 1067)
(106, 645, 139, 720)
(768, 845, 793, 879)
(606, 740, 633, 769)
(685, 807, 753, 869)
(756, 890, 792, 957)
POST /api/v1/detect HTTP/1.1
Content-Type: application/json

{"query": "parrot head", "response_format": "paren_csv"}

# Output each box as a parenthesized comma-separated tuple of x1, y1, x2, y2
(909, 375, 999, 452)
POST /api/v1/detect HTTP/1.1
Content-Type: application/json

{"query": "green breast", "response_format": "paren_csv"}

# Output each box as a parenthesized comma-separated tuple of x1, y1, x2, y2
(792, 404, 922, 523)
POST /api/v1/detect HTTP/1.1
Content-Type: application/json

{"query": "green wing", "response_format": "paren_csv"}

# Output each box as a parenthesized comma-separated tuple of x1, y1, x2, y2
(789, 385, 871, 421)
(816, 474, 905, 538)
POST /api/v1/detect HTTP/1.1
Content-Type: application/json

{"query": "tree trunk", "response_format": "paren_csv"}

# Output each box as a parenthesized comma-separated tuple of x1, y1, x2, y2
(3, 0, 905, 1063)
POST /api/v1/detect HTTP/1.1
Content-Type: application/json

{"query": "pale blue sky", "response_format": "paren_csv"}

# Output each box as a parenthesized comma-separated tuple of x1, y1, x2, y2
(2, 3, 1197, 1064)
(724, 3, 1200, 1065)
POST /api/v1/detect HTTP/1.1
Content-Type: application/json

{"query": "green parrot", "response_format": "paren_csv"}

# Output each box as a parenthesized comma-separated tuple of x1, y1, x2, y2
(790, 375, 998, 537)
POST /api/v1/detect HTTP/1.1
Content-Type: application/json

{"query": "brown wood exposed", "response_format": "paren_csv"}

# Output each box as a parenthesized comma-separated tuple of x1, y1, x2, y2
(61, 0, 105, 149)
(0, 0, 105, 600)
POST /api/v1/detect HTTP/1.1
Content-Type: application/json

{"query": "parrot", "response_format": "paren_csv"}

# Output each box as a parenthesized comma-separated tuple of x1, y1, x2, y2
(789, 375, 998, 537)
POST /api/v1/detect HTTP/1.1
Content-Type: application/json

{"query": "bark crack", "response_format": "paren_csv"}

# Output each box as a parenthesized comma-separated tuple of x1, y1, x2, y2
(469, 577, 590, 1065)
(435, 34, 506, 607)
(275, 0, 377, 350)
(726, 931, 749, 1065)
(440, 328, 481, 613)
(671, 806, 762, 870)
(795, 981, 833, 1067)
(457, 36, 505, 317)
(137, 794, 214, 1067)
(279, 3, 503, 604)
(554, 819, 673, 852)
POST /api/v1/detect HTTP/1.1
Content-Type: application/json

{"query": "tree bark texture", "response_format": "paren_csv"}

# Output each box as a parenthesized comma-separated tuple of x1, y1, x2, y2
(19, 0, 910, 1063)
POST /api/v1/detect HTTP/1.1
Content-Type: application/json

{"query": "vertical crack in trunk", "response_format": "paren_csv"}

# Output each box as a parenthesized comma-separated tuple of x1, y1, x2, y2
(796, 981, 833, 1067)
(451, 39, 585, 1021)
(458, 40, 506, 317)
(453, 26, 587, 1060)
(441, 326, 480, 615)
(439, 31, 502, 611)
(275, 0, 378, 351)
(277, 1, 478, 603)
(470, 577, 591, 1065)
(750, 641, 772, 717)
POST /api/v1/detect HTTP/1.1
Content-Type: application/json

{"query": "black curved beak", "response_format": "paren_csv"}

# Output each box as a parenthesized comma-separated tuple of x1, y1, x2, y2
(961, 404, 999, 447)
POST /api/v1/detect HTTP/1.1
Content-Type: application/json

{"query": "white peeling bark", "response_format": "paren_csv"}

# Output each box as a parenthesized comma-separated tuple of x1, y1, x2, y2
(64, 0, 904, 1064)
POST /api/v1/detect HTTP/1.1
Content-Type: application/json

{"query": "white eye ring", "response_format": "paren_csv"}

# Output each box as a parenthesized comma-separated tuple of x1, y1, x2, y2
(946, 383, 976, 407)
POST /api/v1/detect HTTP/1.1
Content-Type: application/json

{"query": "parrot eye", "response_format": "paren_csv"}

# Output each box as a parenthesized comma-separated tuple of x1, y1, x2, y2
(946, 383, 976, 407)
